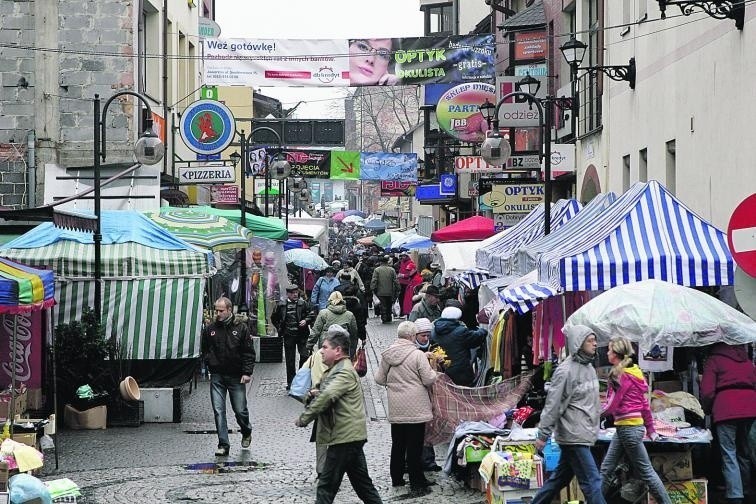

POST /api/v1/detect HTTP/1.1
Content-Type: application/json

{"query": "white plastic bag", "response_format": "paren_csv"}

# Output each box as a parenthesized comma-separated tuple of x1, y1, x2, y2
(392, 300, 401, 317)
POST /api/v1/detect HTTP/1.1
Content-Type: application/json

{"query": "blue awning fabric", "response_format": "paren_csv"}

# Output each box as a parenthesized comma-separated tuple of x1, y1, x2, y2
(499, 281, 559, 315)
(475, 199, 583, 276)
(538, 180, 734, 291)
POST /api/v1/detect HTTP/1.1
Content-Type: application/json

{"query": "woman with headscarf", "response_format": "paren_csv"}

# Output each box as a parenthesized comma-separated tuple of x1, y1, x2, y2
(599, 336, 670, 504)
(306, 291, 358, 356)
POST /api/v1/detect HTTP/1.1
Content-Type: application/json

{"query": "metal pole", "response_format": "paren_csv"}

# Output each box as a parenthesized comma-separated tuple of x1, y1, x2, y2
(264, 151, 270, 217)
(571, 64, 578, 141)
(285, 178, 289, 228)
(544, 98, 552, 235)
(239, 131, 247, 312)
(93, 95, 102, 325)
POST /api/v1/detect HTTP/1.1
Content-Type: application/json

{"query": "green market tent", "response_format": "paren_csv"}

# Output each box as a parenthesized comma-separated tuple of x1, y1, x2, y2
(145, 207, 253, 251)
(257, 188, 280, 196)
(195, 206, 288, 241)
(0, 211, 214, 360)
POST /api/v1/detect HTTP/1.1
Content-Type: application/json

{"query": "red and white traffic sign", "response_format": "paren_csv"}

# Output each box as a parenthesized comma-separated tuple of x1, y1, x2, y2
(727, 193, 756, 277)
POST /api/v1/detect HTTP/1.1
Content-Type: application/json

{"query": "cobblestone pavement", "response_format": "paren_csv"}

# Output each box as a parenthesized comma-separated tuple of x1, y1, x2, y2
(42, 317, 485, 503)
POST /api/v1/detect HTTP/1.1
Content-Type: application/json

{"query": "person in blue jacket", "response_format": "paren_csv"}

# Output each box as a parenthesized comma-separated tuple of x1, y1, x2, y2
(432, 305, 487, 387)
(311, 267, 340, 312)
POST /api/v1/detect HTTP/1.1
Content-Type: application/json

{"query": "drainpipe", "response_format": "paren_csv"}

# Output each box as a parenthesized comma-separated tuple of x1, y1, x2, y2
(162, 0, 169, 178)
(26, 130, 36, 208)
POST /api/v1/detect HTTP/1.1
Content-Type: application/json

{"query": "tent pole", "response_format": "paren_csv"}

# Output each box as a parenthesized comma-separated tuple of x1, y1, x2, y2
(10, 315, 17, 435)
(49, 305, 59, 469)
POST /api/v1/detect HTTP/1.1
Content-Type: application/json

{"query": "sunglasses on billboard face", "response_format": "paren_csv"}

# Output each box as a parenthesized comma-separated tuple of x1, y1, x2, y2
(351, 40, 391, 62)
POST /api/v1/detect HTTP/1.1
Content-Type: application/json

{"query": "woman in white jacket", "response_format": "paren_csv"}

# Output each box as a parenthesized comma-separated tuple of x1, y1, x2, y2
(375, 321, 438, 497)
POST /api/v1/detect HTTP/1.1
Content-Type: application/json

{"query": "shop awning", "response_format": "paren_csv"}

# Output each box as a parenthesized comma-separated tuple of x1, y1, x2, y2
(497, 270, 559, 315)
(430, 216, 496, 243)
(539, 180, 734, 291)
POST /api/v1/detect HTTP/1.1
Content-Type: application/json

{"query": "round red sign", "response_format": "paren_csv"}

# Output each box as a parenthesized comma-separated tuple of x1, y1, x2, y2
(727, 193, 756, 278)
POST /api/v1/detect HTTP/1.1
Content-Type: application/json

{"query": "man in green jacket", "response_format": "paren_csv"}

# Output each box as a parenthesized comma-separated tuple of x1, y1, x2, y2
(295, 330, 383, 504)
(371, 255, 400, 324)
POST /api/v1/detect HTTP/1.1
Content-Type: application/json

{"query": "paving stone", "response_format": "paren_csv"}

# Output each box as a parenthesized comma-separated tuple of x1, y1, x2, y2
(41, 318, 484, 503)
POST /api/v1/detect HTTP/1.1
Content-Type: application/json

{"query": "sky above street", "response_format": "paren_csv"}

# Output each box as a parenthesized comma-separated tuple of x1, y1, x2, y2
(214, 0, 424, 119)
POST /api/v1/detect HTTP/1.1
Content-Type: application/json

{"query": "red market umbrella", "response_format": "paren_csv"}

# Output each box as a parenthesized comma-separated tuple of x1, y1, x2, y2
(430, 216, 496, 243)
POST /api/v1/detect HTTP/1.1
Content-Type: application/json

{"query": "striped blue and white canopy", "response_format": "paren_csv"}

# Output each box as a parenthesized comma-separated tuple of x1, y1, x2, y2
(516, 192, 618, 276)
(475, 199, 582, 277)
(538, 181, 734, 291)
(454, 269, 493, 289)
(495, 269, 559, 315)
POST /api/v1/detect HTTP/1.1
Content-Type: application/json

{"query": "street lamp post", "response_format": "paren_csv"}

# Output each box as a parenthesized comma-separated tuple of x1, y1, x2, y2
(93, 92, 164, 324)
(559, 36, 588, 139)
(479, 78, 572, 236)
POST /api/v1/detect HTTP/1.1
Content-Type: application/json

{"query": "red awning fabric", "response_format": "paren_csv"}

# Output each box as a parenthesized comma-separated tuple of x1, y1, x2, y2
(430, 216, 496, 243)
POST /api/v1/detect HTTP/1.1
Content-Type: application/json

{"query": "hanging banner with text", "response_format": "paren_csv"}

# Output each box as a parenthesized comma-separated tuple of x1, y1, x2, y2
(436, 83, 495, 144)
(479, 179, 544, 214)
(381, 181, 417, 197)
(203, 35, 495, 87)
(0, 312, 43, 389)
(283, 150, 331, 178)
(360, 152, 417, 182)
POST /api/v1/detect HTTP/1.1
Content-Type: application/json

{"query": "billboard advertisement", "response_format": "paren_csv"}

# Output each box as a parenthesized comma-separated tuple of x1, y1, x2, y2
(381, 181, 416, 197)
(283, 149, 330, 179)
(479, 179, 544, 214)
(436, 83, 495, 144)
(203, 35, 495, 87)
(360, 152, 417, 182)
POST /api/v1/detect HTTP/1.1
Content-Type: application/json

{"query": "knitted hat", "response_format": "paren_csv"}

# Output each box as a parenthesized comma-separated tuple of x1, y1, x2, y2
(441, 306, 462, 320)
(414, 318, 433, 334)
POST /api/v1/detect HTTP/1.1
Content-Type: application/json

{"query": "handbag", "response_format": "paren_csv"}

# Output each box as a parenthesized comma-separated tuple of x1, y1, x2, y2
(288, 355, 313, 403)
(353, 343, 368, 377)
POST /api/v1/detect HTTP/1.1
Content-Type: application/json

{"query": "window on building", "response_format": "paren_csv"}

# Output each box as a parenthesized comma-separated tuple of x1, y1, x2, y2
(578, 0, 603, 136)
(638, 0, 648, 21)
(621, 0, 632, 35)
(422, 2, 453, 35)
(166, 20, 174, 106)
(138, 4, 160, 98)
(178, 32, 188, 111)
(665, 140, 676, 194)
(622, 154, 630, 192)
(639, 147, 647, 182)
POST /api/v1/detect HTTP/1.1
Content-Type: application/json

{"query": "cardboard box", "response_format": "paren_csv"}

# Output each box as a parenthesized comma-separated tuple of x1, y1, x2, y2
(559, 477, 585, 503)
(647, 479, 707, 504)
(11, 433, 35, 447)
(650, 451, 693, 481)
(63, 404, 106, 430)
(0, 391, 26, 420)
(487, 485, 539, 504)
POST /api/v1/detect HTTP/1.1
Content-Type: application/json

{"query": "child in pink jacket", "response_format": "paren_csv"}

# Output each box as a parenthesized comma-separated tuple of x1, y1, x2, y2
(599, 336, 671, 504)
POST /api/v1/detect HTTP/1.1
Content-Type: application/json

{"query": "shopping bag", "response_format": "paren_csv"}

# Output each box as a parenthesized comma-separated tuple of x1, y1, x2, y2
(392, 300, 401, 317)
(353, 343, 368, 377)
(288, 356, 313, 403)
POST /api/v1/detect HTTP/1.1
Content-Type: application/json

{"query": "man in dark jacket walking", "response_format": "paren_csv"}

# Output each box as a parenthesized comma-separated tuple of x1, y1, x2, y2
(271, 286, 314, 390)
(432, 306, 487, 387)
(371, 255, 400, 324)
(334, 272, 368, 350)
(201, 296, 255, 457)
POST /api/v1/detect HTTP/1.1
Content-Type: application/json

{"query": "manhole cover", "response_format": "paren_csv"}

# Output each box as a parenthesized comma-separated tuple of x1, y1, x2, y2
(184, 461, 268, 474)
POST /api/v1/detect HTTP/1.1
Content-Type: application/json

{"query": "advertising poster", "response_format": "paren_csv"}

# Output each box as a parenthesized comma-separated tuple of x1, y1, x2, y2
(0, 312, 43, 389)
(478, 179, 543, 214)
(435, 83, 495, 143)
(283, 149, 330, 178)
(360, 152, 417, 182)
(247, 147, 267, 176)
(514, 31, 547, 61)
(381, 181, 416, 197)
(203, 35, 495, 87)
(211, 185, 239, 204)
(329, 151, 360, 180)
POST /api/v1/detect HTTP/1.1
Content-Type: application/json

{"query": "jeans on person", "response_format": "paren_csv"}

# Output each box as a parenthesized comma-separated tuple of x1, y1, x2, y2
(210, 373, 252, 449)
(283, 335, 308, 386)
(600, 425, 671, 504)
(717, 419, 754, 499)
(316, 440, 383, 504)
(390, 423, 426, 488)
(378, 295, 393, 323)
(531, 444, 606, 504)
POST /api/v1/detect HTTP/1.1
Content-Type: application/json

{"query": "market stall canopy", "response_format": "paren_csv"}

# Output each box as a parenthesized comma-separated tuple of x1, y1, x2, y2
(196, 206, 288, 241)
(283, 239, 309, 251)
(145, 207, 252, 251)
(436, 240, 499, 277)
(514, 192, 617, 277)
(564, 279, 756, 347)
(257, 187, 280, 196)
(363, 219, 387, 231)
(284, 248, 329, 270)
(476, 199, 582, 276)
(342, 215, 365, 225)
(392, 233, 433, 251)
(374, 230, 410, 249)
(497, 269, 560, 315)
(0, 211, 213, 360)
(342, 210, 366, 218)
(538, 181, 734, 291)
(0, 258, 55, 313)
(288, 218, 329, 253)
(430, 215, 496, 243)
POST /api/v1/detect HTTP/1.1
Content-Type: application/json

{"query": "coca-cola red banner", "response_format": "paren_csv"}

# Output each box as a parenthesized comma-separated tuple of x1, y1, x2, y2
(0, 312, 43, 389)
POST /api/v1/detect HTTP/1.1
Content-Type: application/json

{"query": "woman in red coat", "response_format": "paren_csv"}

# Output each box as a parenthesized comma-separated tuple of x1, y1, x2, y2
(700, 343, 756, 504)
